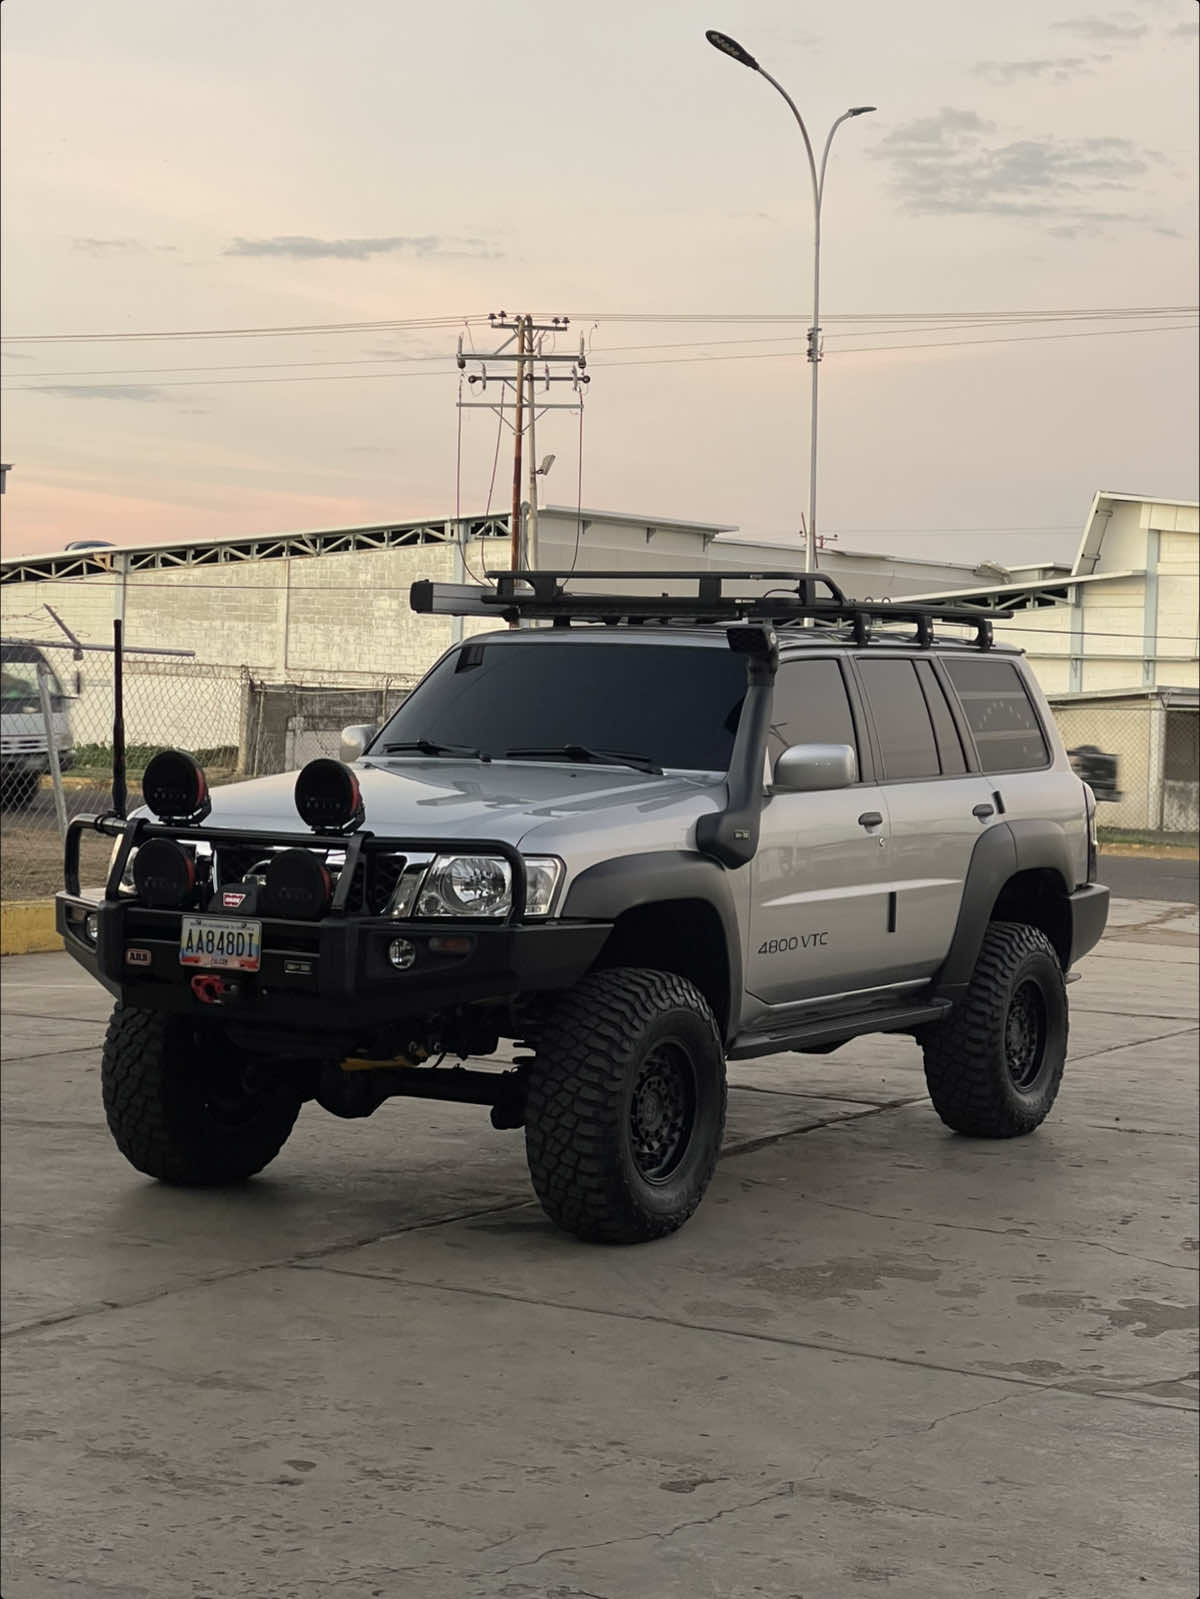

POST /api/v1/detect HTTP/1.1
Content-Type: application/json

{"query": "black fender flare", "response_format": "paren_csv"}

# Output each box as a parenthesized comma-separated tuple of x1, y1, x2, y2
(933, 820, 1077, 999)
(562, 852, 743, 1038)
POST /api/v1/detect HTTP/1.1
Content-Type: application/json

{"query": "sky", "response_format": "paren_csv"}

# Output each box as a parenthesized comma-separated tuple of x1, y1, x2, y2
(1, 0, 1197, 569)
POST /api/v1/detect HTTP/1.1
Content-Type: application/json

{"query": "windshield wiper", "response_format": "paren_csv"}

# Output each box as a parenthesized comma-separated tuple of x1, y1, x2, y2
(382, 738, 487, 759)
(503, 744, 663, 775)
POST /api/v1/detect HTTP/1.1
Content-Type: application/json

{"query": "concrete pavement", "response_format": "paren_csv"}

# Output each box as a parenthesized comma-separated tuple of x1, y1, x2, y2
(2, 899, 1197, 1599)
(1098, 852, 1199, 905)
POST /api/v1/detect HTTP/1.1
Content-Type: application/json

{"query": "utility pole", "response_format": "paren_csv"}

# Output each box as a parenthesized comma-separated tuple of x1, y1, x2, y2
(457, 312, 590, 577)
(509, 315, 527, 572)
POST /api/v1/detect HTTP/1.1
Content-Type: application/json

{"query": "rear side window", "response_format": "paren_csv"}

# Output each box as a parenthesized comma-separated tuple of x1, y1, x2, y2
(768, 659, 859, 768)
(857, 660, 940, 779)
(915, 660, 967, 775)
(944, 657, 1050, 773)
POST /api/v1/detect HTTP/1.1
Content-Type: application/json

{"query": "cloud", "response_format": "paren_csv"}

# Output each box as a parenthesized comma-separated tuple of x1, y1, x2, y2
(71, 237, 177, 254)
(225, 234, 500, 261)
(1051, 12, 1148, 42)
(30, 384, 167, 402)
(873, 107, 1170, 234)
(973, 56, 1106, 84)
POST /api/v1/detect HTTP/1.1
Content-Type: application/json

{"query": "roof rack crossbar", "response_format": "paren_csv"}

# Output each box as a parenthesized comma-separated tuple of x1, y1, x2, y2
(410, 570, 1009, 649)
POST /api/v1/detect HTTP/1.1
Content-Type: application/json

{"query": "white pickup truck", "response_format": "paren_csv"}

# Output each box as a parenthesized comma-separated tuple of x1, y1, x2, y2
(1, 643, 75, 807)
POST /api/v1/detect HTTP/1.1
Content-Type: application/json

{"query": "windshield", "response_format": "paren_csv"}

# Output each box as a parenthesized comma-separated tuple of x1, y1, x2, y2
(1, 656, 59, 714)
(376, 640, 746, 771)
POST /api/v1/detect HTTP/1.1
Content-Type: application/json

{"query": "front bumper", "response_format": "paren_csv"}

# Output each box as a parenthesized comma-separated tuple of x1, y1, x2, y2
(56, 890, 611, 1028)
(56, 813, 609, 1030)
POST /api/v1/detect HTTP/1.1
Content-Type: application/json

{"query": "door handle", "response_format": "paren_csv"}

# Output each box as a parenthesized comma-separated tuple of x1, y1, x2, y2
(857, 811, 883, 829)
(973, 803, 995, 821)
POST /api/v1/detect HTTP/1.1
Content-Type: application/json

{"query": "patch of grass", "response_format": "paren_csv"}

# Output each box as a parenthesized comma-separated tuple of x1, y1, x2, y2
(70, 743, 239, 777)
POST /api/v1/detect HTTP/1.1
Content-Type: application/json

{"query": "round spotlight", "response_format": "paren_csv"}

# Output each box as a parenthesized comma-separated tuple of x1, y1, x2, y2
(388, 937, 417, 971)
(141, 749, 211, 824)
(132, 837, 197, 908)
(260, 848, 333, 920)
(84, 912, 100, 944)
(294, 758, 365, 834)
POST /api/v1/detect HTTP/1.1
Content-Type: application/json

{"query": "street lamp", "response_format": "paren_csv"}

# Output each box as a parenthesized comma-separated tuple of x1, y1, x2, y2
(705, 28, 874, 573)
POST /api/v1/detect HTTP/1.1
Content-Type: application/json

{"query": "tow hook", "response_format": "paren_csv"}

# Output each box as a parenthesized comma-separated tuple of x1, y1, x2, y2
(190, 974, 239, 1006)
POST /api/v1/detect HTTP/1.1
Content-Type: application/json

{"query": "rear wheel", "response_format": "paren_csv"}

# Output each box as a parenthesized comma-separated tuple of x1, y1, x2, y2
(524, 968, 727, 1243)
(921, 921, 1068, 1137)
(101, 1004, 302, 1184)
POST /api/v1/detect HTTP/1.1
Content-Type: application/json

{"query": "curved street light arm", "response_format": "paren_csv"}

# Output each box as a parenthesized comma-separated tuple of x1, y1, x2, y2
(754, 66, 819, 213)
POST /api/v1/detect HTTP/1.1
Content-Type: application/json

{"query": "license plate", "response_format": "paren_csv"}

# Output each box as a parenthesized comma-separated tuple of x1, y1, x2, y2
(179, 916, 262, 972)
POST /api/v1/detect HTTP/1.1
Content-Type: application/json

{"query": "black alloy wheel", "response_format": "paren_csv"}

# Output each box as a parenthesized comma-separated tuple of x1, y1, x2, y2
(629, 1039, 698, 1182)
(1004, 979, 1048, 1090)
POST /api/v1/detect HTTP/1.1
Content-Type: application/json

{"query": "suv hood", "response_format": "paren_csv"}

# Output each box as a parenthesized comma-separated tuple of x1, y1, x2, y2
(199, 757, 724, 852)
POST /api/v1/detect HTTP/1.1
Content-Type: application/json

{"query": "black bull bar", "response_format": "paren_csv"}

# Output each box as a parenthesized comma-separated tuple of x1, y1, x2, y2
(56, 814, 609, 1028)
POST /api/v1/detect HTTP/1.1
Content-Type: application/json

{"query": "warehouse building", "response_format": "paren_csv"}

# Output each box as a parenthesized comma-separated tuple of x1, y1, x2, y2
(907, 491, 1199, 835)
(0, 506, 985, 763)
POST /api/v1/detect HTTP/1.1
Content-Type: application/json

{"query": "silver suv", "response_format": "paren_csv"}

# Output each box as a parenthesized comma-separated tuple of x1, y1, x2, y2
(57, 570, 1109, 1244)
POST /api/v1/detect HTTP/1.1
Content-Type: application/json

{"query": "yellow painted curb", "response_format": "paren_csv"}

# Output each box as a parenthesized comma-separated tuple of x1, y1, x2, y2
(0, 900, 63, 956)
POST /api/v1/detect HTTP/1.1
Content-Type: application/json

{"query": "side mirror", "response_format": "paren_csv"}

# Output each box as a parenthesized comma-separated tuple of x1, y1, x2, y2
(773, 742, 857, 793)
(339, 724, 376, 762)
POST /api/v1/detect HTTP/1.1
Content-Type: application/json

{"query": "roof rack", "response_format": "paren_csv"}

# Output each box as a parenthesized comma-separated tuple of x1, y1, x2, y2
(409, 569, 1011, 651)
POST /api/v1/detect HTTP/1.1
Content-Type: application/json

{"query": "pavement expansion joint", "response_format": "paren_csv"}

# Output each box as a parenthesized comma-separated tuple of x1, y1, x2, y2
(791, 1193, 1200, 1274)
(0, 1194, 537, 1342)
(294, 1260, 1199, 1415)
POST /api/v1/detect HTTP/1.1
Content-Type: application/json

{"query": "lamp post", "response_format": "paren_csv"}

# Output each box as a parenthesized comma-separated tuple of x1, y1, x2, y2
(706, 29, 874, 573)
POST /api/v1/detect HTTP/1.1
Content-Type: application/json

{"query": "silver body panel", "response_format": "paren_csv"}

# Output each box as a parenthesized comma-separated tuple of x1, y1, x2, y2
(190, 626, 1091, 1038)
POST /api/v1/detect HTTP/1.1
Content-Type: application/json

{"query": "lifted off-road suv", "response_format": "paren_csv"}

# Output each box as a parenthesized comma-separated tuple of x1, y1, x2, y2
(58, 570, 1109, 1243)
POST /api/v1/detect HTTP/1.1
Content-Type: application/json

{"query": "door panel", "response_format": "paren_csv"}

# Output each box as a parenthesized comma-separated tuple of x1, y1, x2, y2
(854, 655, 992, 981)
(876, 777, 994, 979)
(748, 786, 892, 1002)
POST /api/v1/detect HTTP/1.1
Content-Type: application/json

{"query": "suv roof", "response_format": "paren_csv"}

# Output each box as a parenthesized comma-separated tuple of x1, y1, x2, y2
(462, 625, 1024, 658)
(412, 568, 1017, 655)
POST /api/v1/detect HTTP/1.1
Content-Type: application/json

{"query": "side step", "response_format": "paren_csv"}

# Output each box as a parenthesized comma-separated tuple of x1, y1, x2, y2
(728, 999, 952, 1061)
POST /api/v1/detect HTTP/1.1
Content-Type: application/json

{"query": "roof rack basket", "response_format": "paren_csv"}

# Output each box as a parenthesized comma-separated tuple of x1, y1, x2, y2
(409, 569, 1010, 651)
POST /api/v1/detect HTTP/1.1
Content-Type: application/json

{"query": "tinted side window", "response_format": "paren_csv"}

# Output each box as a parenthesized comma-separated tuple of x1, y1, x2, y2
(858, 660, 940, 780)
(768, 659, 858, 768)
(944, 657, 1049, 773)
(915, 660, 967, 774)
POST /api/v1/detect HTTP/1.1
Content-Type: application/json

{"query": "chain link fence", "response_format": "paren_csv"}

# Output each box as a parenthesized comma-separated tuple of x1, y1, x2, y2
(1055, 695, 1199, 841)
(1, 639, 416, 902)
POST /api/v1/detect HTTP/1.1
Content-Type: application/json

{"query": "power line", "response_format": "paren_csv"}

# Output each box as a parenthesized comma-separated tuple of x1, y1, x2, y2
(2, 303, 1193, 345)
(10, 313, 1194, 380)
(597, 322, 1199, 371)
(5, 320, 1195, 396)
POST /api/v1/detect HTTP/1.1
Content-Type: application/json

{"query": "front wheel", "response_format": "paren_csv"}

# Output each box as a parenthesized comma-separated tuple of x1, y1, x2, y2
(524, 968, 727, 1244)
(101, 1004, 302, 1184)
(921, 921, 1068, 1138)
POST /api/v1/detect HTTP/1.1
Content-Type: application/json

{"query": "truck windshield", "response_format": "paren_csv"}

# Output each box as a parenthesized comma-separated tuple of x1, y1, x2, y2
(376, 640, 746, 772)
(1, 656, 57, 714)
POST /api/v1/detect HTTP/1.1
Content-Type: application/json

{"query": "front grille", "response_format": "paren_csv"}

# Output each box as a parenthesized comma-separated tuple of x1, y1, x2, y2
(368, 852, 407, 913)
(211, 841, 407, 916)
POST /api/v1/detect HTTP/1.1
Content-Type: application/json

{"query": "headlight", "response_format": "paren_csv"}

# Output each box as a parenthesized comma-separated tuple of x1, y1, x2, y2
(418, 855, 512, 918)
(413, 854, 563, 919)
(108, 839, 139, 893)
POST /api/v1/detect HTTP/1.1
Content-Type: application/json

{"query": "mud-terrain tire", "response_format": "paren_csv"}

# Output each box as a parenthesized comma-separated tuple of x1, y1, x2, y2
(921, 921, 1068, 1138)
(101, 1004, 302, 1184)
(524, 968, 727, 1244)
